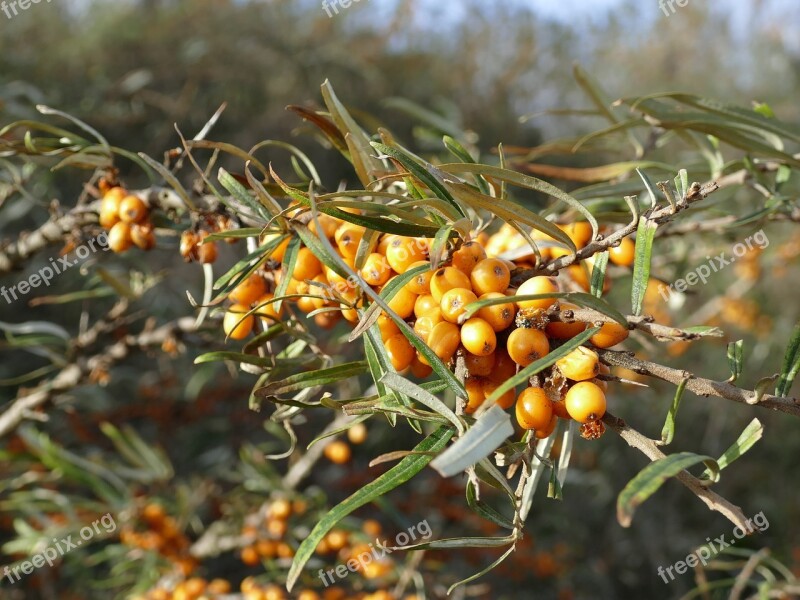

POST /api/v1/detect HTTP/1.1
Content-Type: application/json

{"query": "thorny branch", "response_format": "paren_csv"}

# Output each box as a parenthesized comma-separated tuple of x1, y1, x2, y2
(602, 413, 749, 530)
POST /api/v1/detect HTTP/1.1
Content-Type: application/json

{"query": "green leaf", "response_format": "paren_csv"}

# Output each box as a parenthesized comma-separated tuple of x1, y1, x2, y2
(372, 142, 467, 218)
(660, 377, 688, 446)
(631, 217, 658, 316)
(702, 419, 763, 480)
(286, 425, 455, 591)
(727, 340, 744, 383)
(439, 163, 598, 238)
(617, 452, 719, 527)
(636, 168, 659, 209)
(775, 321, 800, 397)
(380, 372, 465, 436)
(218, 167, 271, 221)
(447, 544, 516, 595)
(255, 362, 368, 397)
(466, 481, 514, 530)
(429, 405, 515, 477)
(590, 251, 609, 298)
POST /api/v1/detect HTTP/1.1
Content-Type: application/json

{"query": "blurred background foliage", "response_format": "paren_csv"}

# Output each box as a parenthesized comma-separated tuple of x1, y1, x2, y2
(1, 0, 800, 598)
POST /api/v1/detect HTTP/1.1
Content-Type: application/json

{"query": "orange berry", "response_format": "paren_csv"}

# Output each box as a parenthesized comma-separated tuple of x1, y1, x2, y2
(270, 498, 292, 520)
(609, 237, 635, 267)
(410, 356, 433, 378)
(481, 379, 515, 409)
(361, 253, 392, 286)
(464, 377, 486, 414)
(102, 186, 127, 204)
(464, 350, 495, 377)
(362, 519, 382, 537)
(386, 237, 427, 273)
(254, 293, 283, 325)
(240, 545, 260, 566)
(440, 287, 478, 323)
(552, 398, 570, 419)
(545, 302, 587, 339)
(385, 333, 415, 371)
(460, 318, 497, 356)
(324, 440, 352, 464)
(108, 221, 133, 253)
(130, 222, 156, 250)
(515, 387, 554, 430)
(561, 221, 593, 248)
(325, 529, 348, 551)
(506, 327, 550, 366)
(567, 262, 590, 291)
(564, 381, 606, 423)
(414, 313, 440, 341)
(422, 321, 460, 364)
(406, 261, 433, 295)
(556, 346, 599, 381)
(197, 238, 217, 263)
(476, 292, 516, 332)
(535, 413, 558, 439)
(451, 241, 487, 274)
(377, 314, 401, 341)
(334, 224, 365, 259)
(224, 304, 255, 340)
(590, 321, 629, 348)
(229, 274, 267, 305)
(208, 579, 232, 594)
(470, 258, 511, 295)
(347, 422, 368, 444)
(256, 539, 276, 557)
(266, 234, 292, 262)
(414, 294, 439, 318)
(314, 311, 341, 329)
(309, 214, 340, 239)
(293, 247, 323, 281)
(119, 195, 148, 224)
(385, 277, 417, 319)
(430, 266, 472, 301)
(488, 349, 517, 383)
(515, 277, 559, 311)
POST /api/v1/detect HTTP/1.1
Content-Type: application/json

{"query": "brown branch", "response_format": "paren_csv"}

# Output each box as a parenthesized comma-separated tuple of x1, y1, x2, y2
(0, 316, 197, 438)
(597, 349, 800, 417)
(546, 304, 716, 342)
(603, 413, 749, 530)
(509, 180, 720, 279)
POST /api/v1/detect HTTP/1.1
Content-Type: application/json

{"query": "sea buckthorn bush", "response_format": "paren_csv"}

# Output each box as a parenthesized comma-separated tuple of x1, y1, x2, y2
(2, 71, 800, 600)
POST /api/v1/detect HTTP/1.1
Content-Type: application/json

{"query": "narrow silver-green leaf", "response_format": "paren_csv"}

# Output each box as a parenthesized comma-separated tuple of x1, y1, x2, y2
(702, 419, 763, 480)
(617, 452, 718, 527)
(590, 251, 609, 298)
(429, 405, 514, 477)
(775, 322, 800, 397)
(727, 340, 744, 383)
(631, 217, 658, 316)
(286, 426, 455, 591)
(660, 377, 688, 446)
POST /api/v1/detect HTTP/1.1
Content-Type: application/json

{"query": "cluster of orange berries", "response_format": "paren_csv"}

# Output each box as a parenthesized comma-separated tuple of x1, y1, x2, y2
(97, 185, 157, 253)
(220, 212, 633, 438)
(119, 504, 197, 577)
(179, 215, 240, 265)
(239, 498, 303, 567)
(135, 577, 231, 600)
(314, 520, 394, 580)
